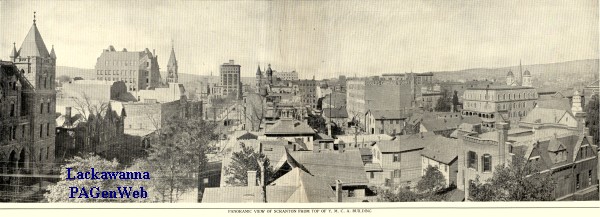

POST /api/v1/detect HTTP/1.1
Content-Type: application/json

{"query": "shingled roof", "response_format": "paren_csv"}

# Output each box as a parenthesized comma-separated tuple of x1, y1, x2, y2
(290, 150, 369, 186)
(265, 119, 316, 135)
(421, 138, 460, 164)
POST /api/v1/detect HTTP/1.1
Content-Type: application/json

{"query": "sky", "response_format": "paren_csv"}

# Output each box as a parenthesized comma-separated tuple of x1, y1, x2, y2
(1, 0, 598, 79)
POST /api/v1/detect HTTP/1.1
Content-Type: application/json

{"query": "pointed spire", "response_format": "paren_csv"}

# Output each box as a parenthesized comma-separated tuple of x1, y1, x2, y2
(33, 11, 36, 25)
(167, 40, 177, 67)
(10, 42, 18, 58)
(50, 45, 56, 59)
(256, 64, 262, 76)
(18, 13, 50, 57)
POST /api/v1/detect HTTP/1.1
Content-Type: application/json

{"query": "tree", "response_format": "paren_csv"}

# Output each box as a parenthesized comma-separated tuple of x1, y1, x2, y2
(224, 143, 274, 186)
(434, 90, 453, 112)
(451, 90, 460, 111)
(376, 187, 420, 202)
(44, 154, 142, 202)
(469, 154, 555, 201)
(585, 94, 599, 145)
(307, 114, 343, 135)
(416, 165, 446, 193)
(133, 115, 217, 202)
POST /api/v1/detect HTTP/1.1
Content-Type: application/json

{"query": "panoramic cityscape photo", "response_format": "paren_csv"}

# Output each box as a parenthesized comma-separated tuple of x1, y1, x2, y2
(0, 0, 599, 204)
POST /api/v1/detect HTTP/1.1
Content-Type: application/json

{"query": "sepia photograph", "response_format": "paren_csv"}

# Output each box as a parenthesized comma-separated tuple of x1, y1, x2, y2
(0, 0, 599, 215)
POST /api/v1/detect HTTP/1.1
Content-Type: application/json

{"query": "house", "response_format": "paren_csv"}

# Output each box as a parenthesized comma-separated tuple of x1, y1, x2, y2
(263, 118, 317, 150)
(421, 138, 461, 188)
(365, 110, 410, 135)
(322, 107, 349, 129)
(369, 132, 437, 188)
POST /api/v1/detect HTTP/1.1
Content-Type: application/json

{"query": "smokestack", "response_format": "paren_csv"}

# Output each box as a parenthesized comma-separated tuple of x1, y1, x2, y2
(496, 122, 509, 166)
(450, 104, 454, 113)
(335, 180, 343, 202)
(65, 107, 72, 117)
(247, 170, 257, 187)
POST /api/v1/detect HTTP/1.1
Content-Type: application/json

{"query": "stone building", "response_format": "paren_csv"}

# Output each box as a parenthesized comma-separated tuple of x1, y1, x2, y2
(2, 16, 57, 176)
(95, 46, 162, 92)
(272, 70, 298, 81)
(461, 85, 538, 129)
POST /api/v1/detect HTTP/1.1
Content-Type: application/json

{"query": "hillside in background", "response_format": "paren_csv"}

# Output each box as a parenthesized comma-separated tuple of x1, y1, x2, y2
(56, 59, 599, 93)
(432, 59, 599, 89)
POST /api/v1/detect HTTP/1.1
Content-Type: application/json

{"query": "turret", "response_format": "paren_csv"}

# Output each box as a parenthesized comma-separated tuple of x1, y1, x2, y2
(506, 70, 515, 86)
(522, 69, 532, 87)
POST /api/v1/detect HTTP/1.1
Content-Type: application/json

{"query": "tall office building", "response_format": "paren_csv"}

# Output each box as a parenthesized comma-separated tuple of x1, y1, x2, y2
(220, 60, 241, 99)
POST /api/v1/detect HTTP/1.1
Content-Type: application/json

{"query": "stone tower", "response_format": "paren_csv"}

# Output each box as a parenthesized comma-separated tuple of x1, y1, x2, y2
(572, 90, 583, 113)
(255, 64, 262, 90)
(166, 42, 178, 83)
(522, 69, 532, 87)
(12, 13, 57, 173)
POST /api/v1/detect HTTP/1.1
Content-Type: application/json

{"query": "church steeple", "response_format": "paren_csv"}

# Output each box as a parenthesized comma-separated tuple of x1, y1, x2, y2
(166, 40, 178, 83)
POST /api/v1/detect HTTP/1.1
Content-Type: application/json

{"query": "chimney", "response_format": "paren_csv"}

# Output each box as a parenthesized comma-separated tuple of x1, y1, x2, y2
(450, 104, 454, 113)
(247, 170, 257, 187)
(335, 180, 343, 202)
(496, 122, 509, 166)
(575, 112, 587, 135)
(327, 123, 332, 137)
(65, 107, 72, 117)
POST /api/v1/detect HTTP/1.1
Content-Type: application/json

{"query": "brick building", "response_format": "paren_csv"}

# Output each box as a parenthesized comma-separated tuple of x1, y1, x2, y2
(296, 79, 318, 109)
(346, 73, 437, 129)
(95, 46, 162, 92)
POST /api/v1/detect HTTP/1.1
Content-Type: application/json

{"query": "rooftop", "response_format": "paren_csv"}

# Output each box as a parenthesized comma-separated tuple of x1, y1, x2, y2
(265, 119, 316, 135)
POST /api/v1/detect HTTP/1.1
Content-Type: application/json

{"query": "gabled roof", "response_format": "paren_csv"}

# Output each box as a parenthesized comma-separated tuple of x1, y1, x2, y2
(375, 132, 436, 153)
(270, 168, 336, 203)
(521, 107, 572, 125)
(49, 45, 56, 59)
(322, 107, 348, 118)
(18, 23, 50, 58)
(237, 132, 258, 140)
(265, 119, 315, 135)
(536, 99, 571, 111)
(290, 150, 369, 186)
(421, 138, 460, 165)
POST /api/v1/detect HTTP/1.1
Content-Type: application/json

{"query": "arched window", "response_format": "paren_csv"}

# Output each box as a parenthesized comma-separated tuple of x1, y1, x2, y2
(482, 154, 492, 172)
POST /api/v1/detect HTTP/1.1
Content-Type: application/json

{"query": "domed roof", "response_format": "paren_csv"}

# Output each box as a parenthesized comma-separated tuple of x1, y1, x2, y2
(507, 70, 514, 76)
(523, 69, 531, 76)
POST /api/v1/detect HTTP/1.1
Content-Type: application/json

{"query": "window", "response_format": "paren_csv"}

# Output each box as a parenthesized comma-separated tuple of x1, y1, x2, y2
(589, 170, 593, 186)
(370, 172, 375, 179)
(46, 146, 49, 160)
(10, 103, 15, 117)
(46, 123, 50, 136)
(576, 174, 580, 190)
(468, 151, 478, 170)
(40, 103, 44, 114)
(482, 154, 492, 172)
(39, 148, 43, 161)
(39, 124, 43, 138)
(393, 153, 400, 162)
(393, 169, 401, 178)
(47, 102, 51, 113)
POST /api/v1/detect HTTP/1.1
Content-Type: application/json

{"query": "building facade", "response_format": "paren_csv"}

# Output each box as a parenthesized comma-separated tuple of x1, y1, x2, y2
(461, 86, 538, 128)
(95, 46, 162, 92)
(1, 17, 57, 177)
(220, 60, 241, 99)
(273, 70, 298, 81)
(296, 79, 318, 109)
